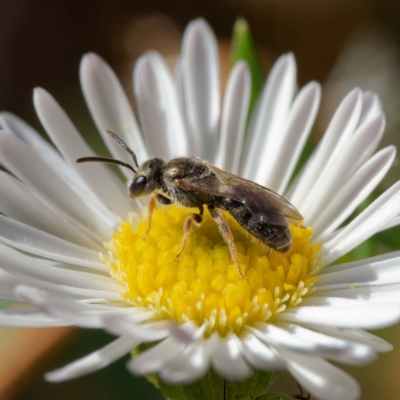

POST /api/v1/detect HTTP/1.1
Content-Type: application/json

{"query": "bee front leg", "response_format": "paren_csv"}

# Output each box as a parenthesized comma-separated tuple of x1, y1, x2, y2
(208, 206, 244, 279)
(144, 193, 172, 240)
(175, 206, 204, 262)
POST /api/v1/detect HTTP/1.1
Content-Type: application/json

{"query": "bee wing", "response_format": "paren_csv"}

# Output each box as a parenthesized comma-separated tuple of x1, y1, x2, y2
(178, 162, 303, 225)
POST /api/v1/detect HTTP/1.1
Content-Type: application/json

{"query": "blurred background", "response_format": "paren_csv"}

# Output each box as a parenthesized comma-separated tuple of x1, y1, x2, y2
(1, 0, 400, 398)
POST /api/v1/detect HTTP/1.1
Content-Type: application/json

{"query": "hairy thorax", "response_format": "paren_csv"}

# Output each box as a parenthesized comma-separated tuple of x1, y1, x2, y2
(161, 157, 213, 208)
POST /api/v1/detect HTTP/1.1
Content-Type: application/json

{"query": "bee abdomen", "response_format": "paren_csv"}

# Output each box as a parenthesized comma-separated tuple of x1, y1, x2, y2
(220, 198, 291, 253)
(247, 217, 291, 252)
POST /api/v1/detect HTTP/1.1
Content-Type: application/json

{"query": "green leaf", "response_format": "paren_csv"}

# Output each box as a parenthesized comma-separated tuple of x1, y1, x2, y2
(231, 18, 264, 117)
(371, 224, 400, 252)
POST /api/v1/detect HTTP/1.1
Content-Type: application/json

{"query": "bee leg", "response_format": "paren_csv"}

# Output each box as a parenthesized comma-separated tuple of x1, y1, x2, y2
(175, 206, 204, 262)
(143, 193, 172, 240)
(208, 206, 245, 279)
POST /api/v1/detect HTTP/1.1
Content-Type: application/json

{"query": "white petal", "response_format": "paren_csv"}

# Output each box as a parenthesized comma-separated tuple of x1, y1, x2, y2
(315, 255, 400, 287)
(9, 266, 123, 302)
(134, 51, 188, 158)
(0, 171, 101, 249)
(281, 349, 360, 400)
(323, 181, 400, 264)
(302, 324, 392, 352)
(0, 112, 88, 191)
(272, 81, 321, 194)
(80, 53, 148, 177)
(159, 338, 213, 384)
(276, 321, 375, 363)
(242, 53, 296, 181)
(0, 244, 119, 292)
(0, 215, 104, 269)
(46, 285, 124, 302)
(289, 88, 362, 207)
(0, 113, 115, 222)
(319, 249, 400, 275)
(311, 284, 400, 304)
(102, 314, 168, 341)
(0, 131, 113, 237)
(15, 285, 128, 328)
(348, 91, 384, 168)
(380, 215, 400, 232)
(328, 343, 376, 365)
(316, 258, 400, 303)
(0, 307, 69, 327)
(174, 55, 190, 137)
(181, 18, 220, 160)
(303, 113, 386, 223)
(0, 265, 120, 303)
(247, 319, 373, 364)
(300, 295, 387, 308)
(247, 322, 318, 352)
(276, 304, 400, 329)
(313, 146, 396, 238)
(128, 336, 185, 375)
(33, 88, 134, 218)
(0, 268, 24, 301)
(353, 111, 385, 167)
(45, 336, 139, 382)
(211, 333, 253, 380)
(244, 89, 262, 153)
(240, 332, 285, 370)
(215, 61, 250, 174)
(168, 321, 207, 344)
(358, 91, 382, 128)
(42, 259, 114, 283)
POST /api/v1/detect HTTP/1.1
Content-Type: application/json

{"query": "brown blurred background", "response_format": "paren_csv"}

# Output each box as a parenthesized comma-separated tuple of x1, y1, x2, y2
(1, 0, 400, 398)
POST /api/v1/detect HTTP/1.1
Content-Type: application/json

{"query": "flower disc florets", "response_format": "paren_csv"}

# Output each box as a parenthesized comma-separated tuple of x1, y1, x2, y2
(104, 205, 322, 336)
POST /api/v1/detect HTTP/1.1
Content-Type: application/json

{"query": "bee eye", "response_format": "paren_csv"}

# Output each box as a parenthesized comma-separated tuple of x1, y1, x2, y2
(130, 176, 147, 197)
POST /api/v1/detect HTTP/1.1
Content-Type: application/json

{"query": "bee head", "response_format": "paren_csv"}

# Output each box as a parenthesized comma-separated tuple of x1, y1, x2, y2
(76, 131, 166, 199)
(129, 158, 165, 198)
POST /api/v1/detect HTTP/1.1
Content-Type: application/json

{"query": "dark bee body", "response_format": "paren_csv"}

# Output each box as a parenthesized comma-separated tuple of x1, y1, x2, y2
(161, 157, 212, 208)
(159, 157, 292, 252)
(219, 198, 291, 252)
(77, 132, 303, 278)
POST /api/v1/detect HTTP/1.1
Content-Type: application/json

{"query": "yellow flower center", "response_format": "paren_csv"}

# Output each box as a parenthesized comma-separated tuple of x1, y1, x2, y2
(103, 205, 322, 336)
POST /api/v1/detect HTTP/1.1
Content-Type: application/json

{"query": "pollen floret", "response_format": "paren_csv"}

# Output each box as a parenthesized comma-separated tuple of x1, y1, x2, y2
(104, 205, 322, 336)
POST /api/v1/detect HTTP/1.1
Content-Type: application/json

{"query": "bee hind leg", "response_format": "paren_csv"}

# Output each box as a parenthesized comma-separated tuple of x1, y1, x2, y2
(208, 206, 245, 279)
(175, 206, 204, 262)
(144, 193, 172, 240)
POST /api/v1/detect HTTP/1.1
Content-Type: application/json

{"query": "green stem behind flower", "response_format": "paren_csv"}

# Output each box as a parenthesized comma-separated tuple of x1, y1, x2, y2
(231, 18, 264, 118)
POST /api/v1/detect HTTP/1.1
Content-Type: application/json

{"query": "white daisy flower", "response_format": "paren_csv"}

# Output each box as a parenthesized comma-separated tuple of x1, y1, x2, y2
(0, 18, 399, 400)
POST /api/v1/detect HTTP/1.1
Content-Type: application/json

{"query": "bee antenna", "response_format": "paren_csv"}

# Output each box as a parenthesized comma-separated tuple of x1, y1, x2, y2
(107, 130, 139, 168)
(76, 156, 136, 173)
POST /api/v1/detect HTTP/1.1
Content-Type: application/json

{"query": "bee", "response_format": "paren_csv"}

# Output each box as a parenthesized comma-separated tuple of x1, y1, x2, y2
(77, 131, 303, 278)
